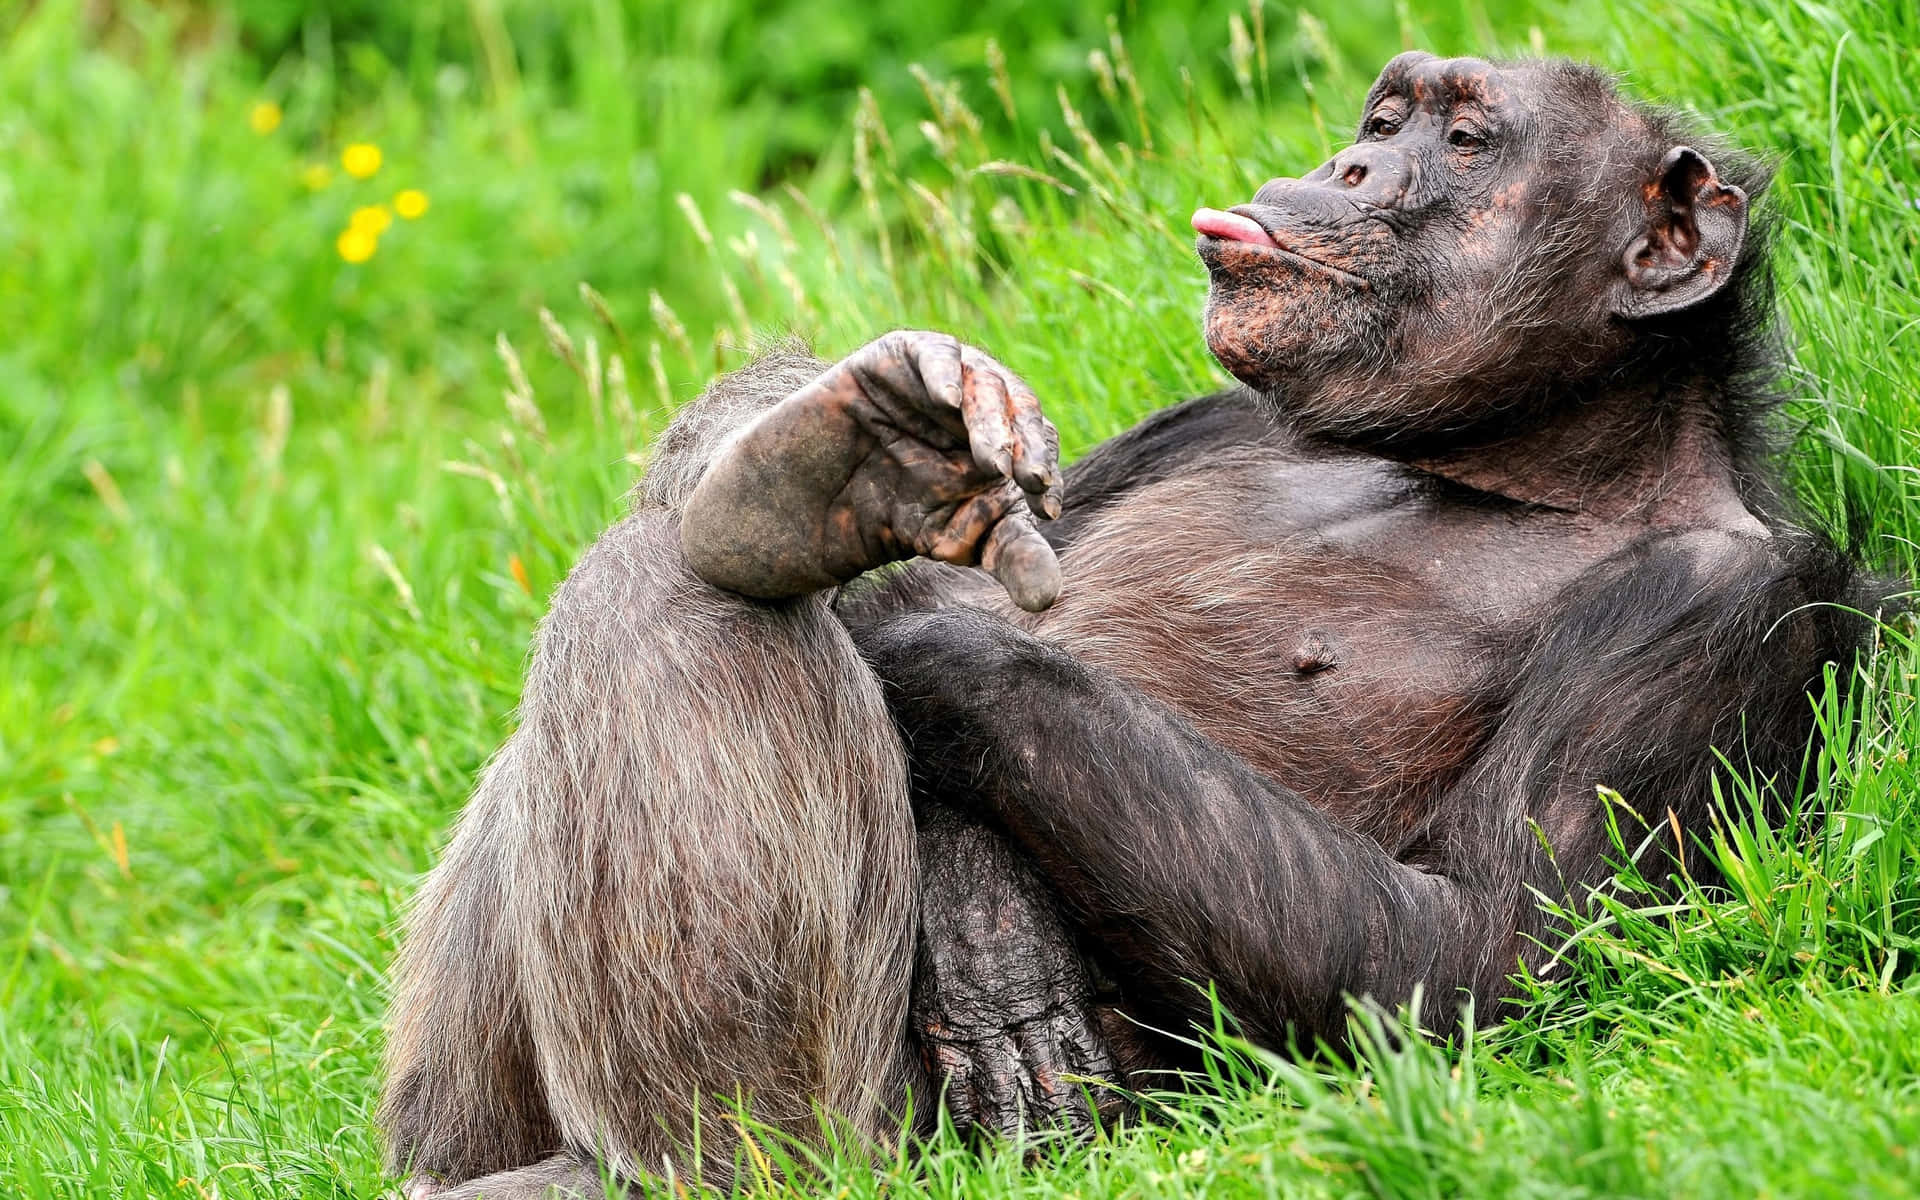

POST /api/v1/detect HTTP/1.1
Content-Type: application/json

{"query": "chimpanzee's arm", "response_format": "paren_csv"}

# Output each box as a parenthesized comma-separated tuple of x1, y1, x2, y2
(859, 530, 1865, 1044)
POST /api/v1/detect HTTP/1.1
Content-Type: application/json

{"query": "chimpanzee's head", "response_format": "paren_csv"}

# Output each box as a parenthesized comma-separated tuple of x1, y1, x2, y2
(1194, 53, 1770, 444)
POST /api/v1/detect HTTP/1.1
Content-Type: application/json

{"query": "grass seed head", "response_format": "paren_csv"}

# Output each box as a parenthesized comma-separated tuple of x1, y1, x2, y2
(648, 290, 695, 369)
(578, 281, 628, 352)
(260, 383, 292, 473)
(729, 190, 797, 253)
(675, 193, 714, 249)
(986, 38, 1018, 123)
(367, 543, 422, 622)
(539, 307, 580, 373)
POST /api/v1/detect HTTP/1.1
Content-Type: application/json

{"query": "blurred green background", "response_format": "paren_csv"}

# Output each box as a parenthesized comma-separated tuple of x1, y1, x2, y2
(0, 0, 1486, 404)
(3, 0, 1918, 1196)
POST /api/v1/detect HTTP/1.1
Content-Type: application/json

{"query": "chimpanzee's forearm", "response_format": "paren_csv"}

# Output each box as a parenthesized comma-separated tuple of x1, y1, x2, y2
(860, 532, 1867, 1048)
(860, 608, 1483, 1044)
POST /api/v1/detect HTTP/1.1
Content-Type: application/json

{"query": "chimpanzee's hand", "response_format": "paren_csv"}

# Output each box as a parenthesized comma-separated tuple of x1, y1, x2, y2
(680, 331, 1065, 611)
(912, 809, 1127, 1141)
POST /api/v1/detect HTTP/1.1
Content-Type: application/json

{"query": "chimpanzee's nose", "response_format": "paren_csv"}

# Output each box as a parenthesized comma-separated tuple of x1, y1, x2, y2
(1287, 144, 1414, 210)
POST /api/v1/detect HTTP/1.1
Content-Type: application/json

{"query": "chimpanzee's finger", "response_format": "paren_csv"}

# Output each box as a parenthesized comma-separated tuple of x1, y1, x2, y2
(930, 1042, 976, 1132)
(1008, 1023, 1060, 1131)
(906, 332, 966, 416)
(924, 490, 1009, 566)
(1030, 1017, 1104, 1135)
(973, 1038, 1027, 1139)
(853, 331, 924, 396)
(956, 346, 1058, 497)
(982, 510, 1062, 612)
(959, 352, 1017, 479)
(1026, 467, 1063, 521)
(1003, 375, 1062, 508)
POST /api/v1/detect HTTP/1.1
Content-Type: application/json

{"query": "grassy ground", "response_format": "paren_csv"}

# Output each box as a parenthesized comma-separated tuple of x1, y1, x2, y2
(3, 0, 1918, 1196)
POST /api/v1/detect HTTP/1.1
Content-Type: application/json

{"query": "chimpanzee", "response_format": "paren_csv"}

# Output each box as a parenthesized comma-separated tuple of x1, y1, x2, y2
(379, 52, 1881, 1199)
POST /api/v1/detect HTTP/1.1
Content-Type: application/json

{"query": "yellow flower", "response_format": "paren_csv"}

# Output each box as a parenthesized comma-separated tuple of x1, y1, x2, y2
(249, 101, 282, 135)
(337, 226, 378, 264)
(351, 204, 394, 235)
(301, 163, 333, 191)
(342, 142, 383, 179)
(393, 189, 430, 219)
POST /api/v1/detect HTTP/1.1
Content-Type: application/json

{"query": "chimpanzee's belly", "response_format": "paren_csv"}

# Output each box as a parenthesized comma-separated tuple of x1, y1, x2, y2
(1015, 548, 1493, 850)
(993, 449, 1592, 853)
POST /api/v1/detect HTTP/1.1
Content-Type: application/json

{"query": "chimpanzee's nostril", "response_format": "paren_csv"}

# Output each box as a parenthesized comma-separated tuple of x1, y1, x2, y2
(1343, 164, 1367, 188)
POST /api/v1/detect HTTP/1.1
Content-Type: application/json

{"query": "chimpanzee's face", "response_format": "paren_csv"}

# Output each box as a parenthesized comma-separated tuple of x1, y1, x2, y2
(1195, 53, 1599, 435)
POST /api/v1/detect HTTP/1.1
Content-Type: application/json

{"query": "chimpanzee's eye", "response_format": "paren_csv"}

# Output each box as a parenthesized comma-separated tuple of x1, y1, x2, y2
(1366, 115, 1401, 138)
(1448, 127, 1486, 151)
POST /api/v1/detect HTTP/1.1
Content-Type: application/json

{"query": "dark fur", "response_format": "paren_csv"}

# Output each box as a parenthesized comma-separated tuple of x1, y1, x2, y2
(380, 57, 1889, 1198)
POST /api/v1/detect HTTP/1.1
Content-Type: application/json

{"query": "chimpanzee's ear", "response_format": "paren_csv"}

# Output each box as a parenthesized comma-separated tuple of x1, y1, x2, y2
(1611, 145, 1749, 320)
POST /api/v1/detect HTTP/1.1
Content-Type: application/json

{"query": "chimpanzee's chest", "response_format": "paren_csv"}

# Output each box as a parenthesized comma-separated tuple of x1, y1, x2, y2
(1006, 451, 1607, 852)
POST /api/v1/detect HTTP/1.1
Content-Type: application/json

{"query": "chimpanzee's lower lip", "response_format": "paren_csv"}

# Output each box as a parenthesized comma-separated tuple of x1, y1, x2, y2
(1195, 235, 1370, 289)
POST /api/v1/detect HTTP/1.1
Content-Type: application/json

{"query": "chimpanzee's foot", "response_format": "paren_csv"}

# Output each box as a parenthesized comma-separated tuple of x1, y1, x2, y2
(919, 996, 1128, 1139)
(910, 805, 1129, 1141)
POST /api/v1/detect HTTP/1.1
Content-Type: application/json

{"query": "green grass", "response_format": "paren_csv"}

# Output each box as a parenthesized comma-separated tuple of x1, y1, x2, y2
(3, 0, 1918, 1196)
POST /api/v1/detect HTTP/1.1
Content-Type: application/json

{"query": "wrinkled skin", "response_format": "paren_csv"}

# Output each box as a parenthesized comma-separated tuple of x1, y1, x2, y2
(910, 806, 1128, 1138)
(1198, 51, 1549, 407)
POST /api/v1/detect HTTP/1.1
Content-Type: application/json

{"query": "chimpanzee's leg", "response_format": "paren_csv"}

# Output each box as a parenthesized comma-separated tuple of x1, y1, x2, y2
(383, 353, 927, 1195)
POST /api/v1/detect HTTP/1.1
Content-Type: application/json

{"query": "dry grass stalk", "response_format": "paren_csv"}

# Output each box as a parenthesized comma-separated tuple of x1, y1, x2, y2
(83, 459, 131, 522)
(674, 192, 715, 248)
(985, 38, 1018, 124)
(260, 383, 293, 482)
(583, 334, 604, 434)
(728, 190, 797, 253)
(368, 543, 423, 622)
(1108, 19, 1154, 152)
(852, 93, 898, 285)
(366, 357, 392, 437)
(974, 160, 1078, 195)
(608, 351, 639, 454)
(495, 333, 549, 445)
(649, 290, 697, 373)
(781, 183, 843, 270)
(579, 281, 630, 355)
(1229, 13, 1256, 102)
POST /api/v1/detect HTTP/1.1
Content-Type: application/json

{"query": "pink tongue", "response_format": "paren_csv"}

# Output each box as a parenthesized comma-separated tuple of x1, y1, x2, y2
(1192, 207, 1276, 246)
